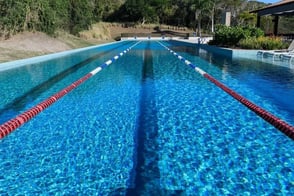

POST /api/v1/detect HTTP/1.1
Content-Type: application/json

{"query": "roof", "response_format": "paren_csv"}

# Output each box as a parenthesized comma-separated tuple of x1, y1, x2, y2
(250, 0, 294, 16)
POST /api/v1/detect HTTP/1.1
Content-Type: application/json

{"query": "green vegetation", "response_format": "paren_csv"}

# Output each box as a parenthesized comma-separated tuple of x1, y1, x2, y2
(209, 25, 264, 46)
(0, 0, 293, 50)
(0, 0, 274, 38)
(0, 0, 125, 37)
(239, 37, 287, 50)
(209, 25, 287, 50)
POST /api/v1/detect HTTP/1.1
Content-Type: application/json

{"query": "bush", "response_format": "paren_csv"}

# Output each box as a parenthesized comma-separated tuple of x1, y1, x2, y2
(238, 37, 260, 49)
(239, 36, 286, 50)
(210, 25, 286, 49)
(245, 26, 264, 38)
(209, 25, 264, 47)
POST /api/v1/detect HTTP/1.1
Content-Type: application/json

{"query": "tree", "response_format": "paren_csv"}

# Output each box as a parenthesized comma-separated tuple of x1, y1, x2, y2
(36, 0, 56, 35)
(149, 0, 173, 24)
(208, 0, 224, 33)
(49, 0, 70, 31)
(190, 0, 213, 36)
(68, 0, 93, 35)
(170, 0, 190, 26)
(0, 0, 26, 38)
(1, 0, 292, 38)
(239, 11, 256, 27)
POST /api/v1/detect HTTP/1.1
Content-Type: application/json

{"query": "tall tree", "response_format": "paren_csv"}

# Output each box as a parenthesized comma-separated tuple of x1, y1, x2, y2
(0, 0, 26, 38)
(239, 11, 256, 27)
(209, 0, 223, 33)
(190, 0, 213, 36)
(149, 0, 173, 24)
(69, 0, 93, 35)
(170, 0, 190, 26)
(37, 0, 56, 35)
(49, 0, 70, 31)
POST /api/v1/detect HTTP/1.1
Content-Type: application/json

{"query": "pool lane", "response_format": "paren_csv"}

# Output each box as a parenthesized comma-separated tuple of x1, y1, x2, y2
(0, 41, 132, 122)
(126, 41, 163, 195)
(0, 41, 141, 139)
(0, 41, 293, 195)
(158, 41, 294, 140)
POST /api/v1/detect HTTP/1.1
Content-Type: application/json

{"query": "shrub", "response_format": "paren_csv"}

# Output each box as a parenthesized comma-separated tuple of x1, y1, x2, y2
(239, 36, 286, 50)
(209, 25, 264, 47)
(245, 26, 264, 37)
(238, 37, 260, 49)
(210, 25, 286, 49)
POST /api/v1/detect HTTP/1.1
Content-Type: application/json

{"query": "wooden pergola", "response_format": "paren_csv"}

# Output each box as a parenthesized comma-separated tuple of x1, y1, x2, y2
(250, 0, 294, 36)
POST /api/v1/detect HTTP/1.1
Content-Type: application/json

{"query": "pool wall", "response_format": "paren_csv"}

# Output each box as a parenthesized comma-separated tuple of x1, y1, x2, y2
(174, 40, 294, 69)
(0, 41, 122, 72)
(170, 40, 258, 60)
(198, 44, 259, 59)
(197, 44, 294, 68)
(0, 39, 260, 73)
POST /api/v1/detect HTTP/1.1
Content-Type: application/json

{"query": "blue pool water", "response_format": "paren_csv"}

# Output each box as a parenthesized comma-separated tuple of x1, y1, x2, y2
(0, 41, 293, 195)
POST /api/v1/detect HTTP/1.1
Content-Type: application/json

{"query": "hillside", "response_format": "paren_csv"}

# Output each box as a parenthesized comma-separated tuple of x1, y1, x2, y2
(0, 23, 192, 63)
(0, 31, 106, 63)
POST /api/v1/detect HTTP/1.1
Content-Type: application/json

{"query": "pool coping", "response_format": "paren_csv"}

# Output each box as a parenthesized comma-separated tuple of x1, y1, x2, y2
(1, 40, 292, 72)
(175, 40, 294, 68)
(0, 41, 120, 72)
(198, 44, 294, 68)
(170, 40, 259, 59)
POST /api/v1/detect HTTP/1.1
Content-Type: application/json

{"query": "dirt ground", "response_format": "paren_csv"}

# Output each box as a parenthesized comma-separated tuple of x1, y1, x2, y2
(0, 24, 192, 63)
(0, 31, 71, 52)
(108, 23, 191, 39)
(0, 32, 74, 63)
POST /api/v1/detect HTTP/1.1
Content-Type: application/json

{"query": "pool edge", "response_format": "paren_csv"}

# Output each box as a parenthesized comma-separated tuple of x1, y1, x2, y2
(0, 40, 124, 72)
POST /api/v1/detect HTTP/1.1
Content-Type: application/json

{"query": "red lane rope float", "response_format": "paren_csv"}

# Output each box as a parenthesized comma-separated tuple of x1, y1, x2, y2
(0, 41, 141, 139)
(158, 41, 294, 140)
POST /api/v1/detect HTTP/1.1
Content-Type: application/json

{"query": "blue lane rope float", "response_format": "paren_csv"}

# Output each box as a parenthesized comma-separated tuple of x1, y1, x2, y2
(158, 41, 294, 140)
(0, 41, 141, 139)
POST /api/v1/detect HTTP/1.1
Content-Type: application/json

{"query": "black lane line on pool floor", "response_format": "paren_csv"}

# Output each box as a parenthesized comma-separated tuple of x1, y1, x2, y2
(0, 42, 131, 124)
(125, 41, 184, 195)
(125, 41, 162, 195)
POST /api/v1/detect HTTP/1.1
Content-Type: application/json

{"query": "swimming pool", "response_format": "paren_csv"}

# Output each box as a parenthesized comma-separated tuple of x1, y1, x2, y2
(0, 41, 293, 195)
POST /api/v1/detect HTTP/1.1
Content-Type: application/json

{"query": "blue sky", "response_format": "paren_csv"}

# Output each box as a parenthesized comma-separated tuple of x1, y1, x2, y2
(257, 0, 279, 3)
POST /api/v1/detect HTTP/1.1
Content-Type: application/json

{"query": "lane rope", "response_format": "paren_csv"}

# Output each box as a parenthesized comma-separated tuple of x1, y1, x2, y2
(0, 41, 141, 139)
(158, 41, 294, 140)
